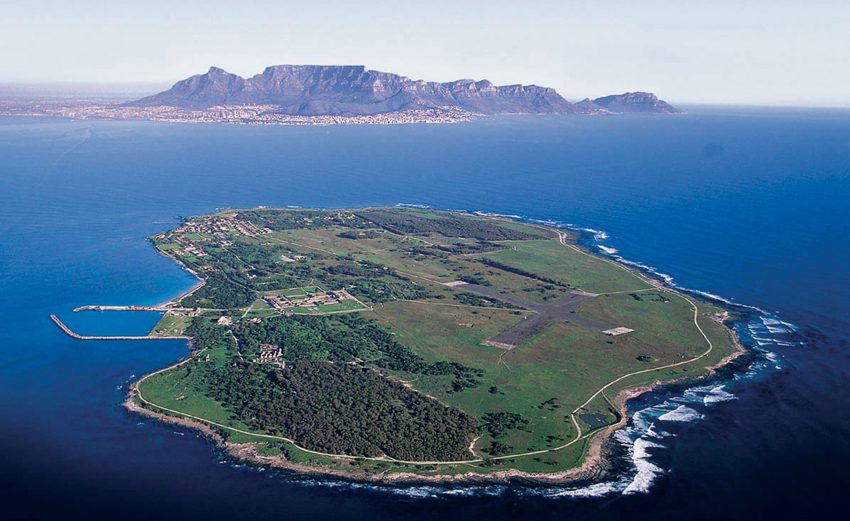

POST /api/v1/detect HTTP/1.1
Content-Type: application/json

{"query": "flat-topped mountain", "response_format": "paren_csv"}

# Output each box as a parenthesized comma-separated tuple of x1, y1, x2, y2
(127, 65, 680, 116)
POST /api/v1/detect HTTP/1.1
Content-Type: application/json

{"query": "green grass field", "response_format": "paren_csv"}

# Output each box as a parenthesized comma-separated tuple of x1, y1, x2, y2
(149, 312, 190, 336)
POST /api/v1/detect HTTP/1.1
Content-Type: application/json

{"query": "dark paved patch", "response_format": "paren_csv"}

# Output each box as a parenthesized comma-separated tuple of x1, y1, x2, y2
(454, 284, 539, 310)
(457, 284, 617, 348)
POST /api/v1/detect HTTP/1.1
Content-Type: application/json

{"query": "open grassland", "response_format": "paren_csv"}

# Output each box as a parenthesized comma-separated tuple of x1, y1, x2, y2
(149, 312, 190, 336)
(479, 239, 650, 294)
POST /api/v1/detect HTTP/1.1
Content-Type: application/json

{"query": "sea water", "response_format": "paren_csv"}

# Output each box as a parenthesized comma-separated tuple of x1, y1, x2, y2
(1, 107, 848, 520)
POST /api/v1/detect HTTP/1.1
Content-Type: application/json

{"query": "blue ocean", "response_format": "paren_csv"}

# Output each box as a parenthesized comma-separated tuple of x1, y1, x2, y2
(1, 107, 848, 520)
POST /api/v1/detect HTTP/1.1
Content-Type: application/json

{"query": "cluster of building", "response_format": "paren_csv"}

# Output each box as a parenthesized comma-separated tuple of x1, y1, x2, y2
(256, 344, 285, 367)
(152, 232, 209, 260)
(2, 101, 476, 126)
(171, 214, 271, 241)
(279, 254, 305, 263)
(264, 289, 357, 312)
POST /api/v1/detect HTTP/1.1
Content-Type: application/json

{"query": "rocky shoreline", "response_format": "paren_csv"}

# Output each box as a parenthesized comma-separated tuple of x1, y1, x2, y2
(124, 317, 744, 486)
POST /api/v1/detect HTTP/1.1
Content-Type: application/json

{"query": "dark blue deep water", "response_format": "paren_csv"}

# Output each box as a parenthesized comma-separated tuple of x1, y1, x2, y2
(1, 108, 848, 520)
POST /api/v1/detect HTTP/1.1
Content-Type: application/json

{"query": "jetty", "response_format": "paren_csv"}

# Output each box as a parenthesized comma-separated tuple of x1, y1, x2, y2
(73, 305, 191, 312)
(50, 315, 189, 341)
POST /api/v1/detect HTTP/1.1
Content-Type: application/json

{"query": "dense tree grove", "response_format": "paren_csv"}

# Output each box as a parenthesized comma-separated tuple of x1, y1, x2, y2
(452, 293, 519, 309)
(337, 230, 380, 240)
(179, 314, 484, 460)
(355, 210, 544, 241)
(198, 360, 477, 460)
(241, 209, 374, 231)
(477, 258, 568, 287)
(182, 274, 256, 308)
(186, 316, 235, 351)
(433, 240, 504, 255)
(232, 314, 483, 390)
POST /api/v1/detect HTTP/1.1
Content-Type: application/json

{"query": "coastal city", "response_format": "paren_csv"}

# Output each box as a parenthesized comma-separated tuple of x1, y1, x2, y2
(0, 99, 476, 125)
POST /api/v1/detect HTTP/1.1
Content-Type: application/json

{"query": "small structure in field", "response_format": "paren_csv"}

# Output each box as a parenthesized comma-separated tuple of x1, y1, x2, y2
(444, 280, 468, 287)
(603, 327, 634, 336)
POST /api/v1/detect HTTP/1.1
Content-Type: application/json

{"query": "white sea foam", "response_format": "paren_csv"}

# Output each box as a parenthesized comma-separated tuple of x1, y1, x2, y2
(623, 438, 665, 494)
(474, 210, 521, 219)
(691, 289, 729, 302)
(562, 224, 609, 240)
(658, 405, 704, 422)
(597, 245, 619, 255)
(761, 316, 799, 333)
(703, 386, 737, 405)
(290, 475, 508, 499)
(644, 425, 670, 439)
(655, 272, 675, 284)
(547, 481, 624, 498)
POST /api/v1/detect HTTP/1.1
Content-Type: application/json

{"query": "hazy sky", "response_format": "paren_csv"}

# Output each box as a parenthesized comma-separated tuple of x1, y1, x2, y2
(3, 0, 850, 106)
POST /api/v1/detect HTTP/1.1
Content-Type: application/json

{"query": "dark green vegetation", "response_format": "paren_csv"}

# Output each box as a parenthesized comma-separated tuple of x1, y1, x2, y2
(141, 207, 739, 477)
(480, 412, 531, 454)
(183, 274, 255, 308)
(187, 318, 476, 459)
(354, 209, 548, 241)
(233, 313, 483, 390)
(478, 257, 569, 288)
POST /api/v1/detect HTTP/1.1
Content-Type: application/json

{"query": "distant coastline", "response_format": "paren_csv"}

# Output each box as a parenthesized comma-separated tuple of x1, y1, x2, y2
(0, 64, 681, 126)
(0, 100, 476, 126)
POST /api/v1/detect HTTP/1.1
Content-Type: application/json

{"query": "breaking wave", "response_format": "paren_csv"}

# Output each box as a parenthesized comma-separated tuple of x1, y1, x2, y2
(527, 221, 802, 497)
(659, 405, 704, 422)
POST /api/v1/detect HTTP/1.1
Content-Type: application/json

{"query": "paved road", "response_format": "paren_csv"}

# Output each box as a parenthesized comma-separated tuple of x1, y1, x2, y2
(457, 284, 616, 348)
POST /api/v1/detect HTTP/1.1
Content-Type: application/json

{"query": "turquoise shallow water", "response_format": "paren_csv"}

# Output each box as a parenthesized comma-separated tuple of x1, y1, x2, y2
(0, 108, 848, 520)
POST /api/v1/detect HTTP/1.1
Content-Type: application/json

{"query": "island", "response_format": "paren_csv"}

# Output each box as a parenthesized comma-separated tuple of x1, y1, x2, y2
(1, 65, 681, 126)
(57, 208, 740, 483)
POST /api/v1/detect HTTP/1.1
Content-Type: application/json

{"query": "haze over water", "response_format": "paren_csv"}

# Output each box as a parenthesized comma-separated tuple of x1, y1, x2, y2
(1, 108, 848, 520)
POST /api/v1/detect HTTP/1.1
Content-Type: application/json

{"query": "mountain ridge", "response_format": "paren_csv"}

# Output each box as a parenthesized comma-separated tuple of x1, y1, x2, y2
(127, 65, 680, 116)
